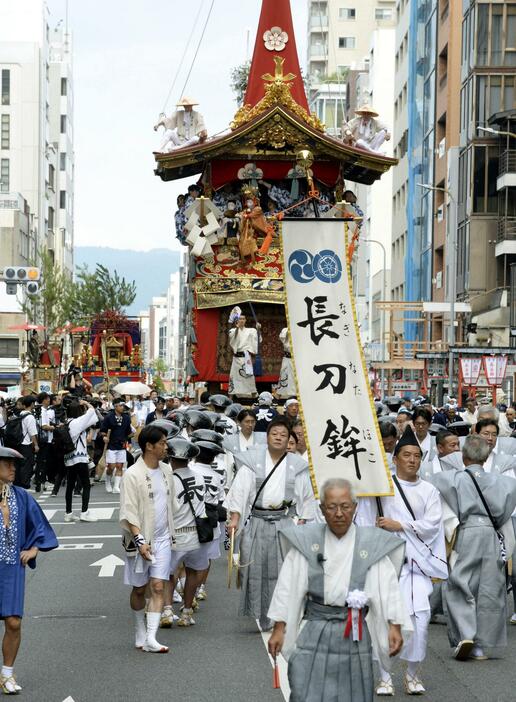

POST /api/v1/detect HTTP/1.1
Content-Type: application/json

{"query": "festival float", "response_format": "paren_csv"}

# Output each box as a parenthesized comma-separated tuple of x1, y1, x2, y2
(24, 311, 144, 393)
(154, 0, 396, 401)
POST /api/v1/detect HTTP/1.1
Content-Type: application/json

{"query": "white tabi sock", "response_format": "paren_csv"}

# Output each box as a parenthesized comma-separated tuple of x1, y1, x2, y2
(1, 666, 13, 679)
(145, 612, 168, 650)
(133, 609, 146, 648)
(406, 661, 419, 677)
(378, 666, 392, 683)
(113, 475, 121, 491)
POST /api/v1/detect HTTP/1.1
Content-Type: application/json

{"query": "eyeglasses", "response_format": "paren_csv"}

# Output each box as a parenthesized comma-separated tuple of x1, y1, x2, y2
(322, 503, 355, 514)
(478, 431, 498, 439)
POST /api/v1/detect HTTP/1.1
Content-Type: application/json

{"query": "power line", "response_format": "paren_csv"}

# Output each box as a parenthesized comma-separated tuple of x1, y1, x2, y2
(160, 0, 206, 116)
(177, 0, 216, 102)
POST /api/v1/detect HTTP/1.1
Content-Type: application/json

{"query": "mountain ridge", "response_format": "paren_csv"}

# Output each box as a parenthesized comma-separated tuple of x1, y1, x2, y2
(74, 246, 180, 315)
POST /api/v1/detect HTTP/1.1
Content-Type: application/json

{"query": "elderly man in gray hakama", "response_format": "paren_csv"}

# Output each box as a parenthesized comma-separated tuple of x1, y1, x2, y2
(226, 434, 316, 630)
(430, 434, 516, 659)
(267, 478, 410, 702)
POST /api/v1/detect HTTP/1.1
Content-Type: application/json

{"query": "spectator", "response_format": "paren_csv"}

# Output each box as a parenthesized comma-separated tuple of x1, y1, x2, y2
(35, 392, 54, 493)
(253, 392, 279, 433)
(100, 399, 134, 493)
(15, 396, 39, 489)
(145, 397, 166, 425)
(63, 399, 98, 522)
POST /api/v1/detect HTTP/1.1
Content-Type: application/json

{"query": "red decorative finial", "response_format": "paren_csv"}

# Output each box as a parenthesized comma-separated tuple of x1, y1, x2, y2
(244, 0, 308, 111)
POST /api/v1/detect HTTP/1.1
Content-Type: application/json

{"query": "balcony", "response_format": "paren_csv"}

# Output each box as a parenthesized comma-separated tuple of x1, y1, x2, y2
(309, 43, 327, 59)
(495, 217, 516, 256)
(497, 149, 516, 190)
(309, 15, 328, 31)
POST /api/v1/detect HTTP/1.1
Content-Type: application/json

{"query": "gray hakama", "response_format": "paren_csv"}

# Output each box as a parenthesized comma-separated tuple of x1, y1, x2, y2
(430, 464, 516, 648)
(282, 524, 403, 702)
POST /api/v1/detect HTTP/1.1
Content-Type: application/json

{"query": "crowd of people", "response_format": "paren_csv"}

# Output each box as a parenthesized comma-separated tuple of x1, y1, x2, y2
(2, 383, 516, 699)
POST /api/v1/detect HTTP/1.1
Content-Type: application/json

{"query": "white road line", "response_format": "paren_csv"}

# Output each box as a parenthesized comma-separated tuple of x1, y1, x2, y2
(44, 507, 116, 521)
(45, 501, 120, 506)
(57, 543, 103, 551)
(58, 534, 120, 539)
(258, 626, 290, 701)
(42, 509, 57, 520)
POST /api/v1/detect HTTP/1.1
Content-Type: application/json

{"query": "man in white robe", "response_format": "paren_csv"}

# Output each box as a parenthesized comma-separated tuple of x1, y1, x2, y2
(226, 419, 316, 629)
(430, 434, 516, 660)
(268, 478, 411, 702)
(419, 429, 461, 480)
(154, 97, 207, 152)
(276, 327, 296, 399)
(228, 311, 259, 399)
(356, 426, 447, 695)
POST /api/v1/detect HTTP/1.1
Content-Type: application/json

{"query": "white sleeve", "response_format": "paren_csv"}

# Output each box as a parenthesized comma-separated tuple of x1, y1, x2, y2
(268, 548, 308, 623)
(364, 554, 413, 672)
(354, 497, 378, 527)
(225, 466, 255, 521)
(294, 471, 317, 521)
(69, 407, 98, 440)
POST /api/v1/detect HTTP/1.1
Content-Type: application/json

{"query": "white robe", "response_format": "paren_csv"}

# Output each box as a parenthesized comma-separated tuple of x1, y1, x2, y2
(356, 478, 447, 662)
(225, 452, 316, 523)
(268, 524, 412, 671)
(228, 327, 259, 396)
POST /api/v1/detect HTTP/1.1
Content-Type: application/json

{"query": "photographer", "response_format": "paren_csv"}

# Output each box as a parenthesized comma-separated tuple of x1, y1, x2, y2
(63, 399, 98, 522)
(66, 365, 93, 399)
(14, 396, 39, 490)
(34, 392, 55, 493)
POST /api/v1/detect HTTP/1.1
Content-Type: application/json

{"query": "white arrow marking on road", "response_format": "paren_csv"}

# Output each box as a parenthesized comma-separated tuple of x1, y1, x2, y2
(42, 509, 57, 520)
(89, 554, 125, 577)
(62, 697, 76, 702)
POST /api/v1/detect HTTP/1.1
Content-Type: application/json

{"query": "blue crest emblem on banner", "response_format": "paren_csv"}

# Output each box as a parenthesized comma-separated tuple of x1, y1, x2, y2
(288, 249, 342, 284)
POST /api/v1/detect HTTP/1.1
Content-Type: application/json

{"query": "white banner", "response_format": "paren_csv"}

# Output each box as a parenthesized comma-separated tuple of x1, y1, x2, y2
(282, 219, 393, 497)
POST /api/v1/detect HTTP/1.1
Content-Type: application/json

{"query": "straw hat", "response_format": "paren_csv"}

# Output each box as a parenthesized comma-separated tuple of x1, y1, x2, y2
(176, 96, 199, 107)
(355, 104, 379, 117)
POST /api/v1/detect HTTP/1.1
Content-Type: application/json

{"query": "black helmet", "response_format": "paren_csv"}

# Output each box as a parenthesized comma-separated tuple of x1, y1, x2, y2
(186, 404, 206, 412)
(225, 403, 243, 419)
(190, 429, 224, 446)
(183, 409, 214, 430)
(166, 409, 186, 428)
(166, 437, 199, 460)
(213, 418, 228, 435)
(209, 394, 231, 409)
(149, 419, 180, 439)
(447, 421, 470, 437)
(194, 440, 225, 457)
(384, 396, 403, 412)
(202, 410, 220, 426)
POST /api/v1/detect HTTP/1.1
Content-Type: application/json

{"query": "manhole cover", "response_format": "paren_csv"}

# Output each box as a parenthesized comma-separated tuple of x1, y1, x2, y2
(33, 615, 107, 620)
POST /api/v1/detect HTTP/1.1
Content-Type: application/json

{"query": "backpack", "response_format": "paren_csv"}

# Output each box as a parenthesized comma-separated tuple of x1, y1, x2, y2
(4, 415, 26, 448)
(53, 421, 77, 455)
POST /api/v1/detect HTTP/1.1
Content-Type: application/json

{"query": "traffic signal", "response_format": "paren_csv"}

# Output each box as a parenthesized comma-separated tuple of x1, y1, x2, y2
(1, 267, 40, 295)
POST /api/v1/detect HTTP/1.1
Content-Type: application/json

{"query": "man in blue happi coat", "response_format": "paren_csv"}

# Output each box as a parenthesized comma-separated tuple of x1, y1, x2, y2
(0, 447, 58, 694)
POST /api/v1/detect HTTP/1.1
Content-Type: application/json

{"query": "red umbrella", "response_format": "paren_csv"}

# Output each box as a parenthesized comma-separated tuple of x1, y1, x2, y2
(8, 323, 46, 331)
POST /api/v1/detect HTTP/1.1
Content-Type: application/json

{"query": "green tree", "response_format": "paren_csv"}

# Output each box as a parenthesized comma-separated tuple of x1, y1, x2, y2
(230, 60, 251, 105)
(21, 248, 75, 336)
(149, 357, 168, 392)
(69, 264, 137, 318)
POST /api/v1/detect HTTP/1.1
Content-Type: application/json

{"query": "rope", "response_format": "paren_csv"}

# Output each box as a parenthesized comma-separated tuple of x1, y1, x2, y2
(160, 0, 206, 116)
(177, 0, 216, 103)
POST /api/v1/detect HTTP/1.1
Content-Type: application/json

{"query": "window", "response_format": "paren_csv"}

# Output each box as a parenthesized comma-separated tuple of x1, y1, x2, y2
(60, 115, 66, 134)
(60, 152, 66, 171)
(1, 70, 9, 106)
(61, 77, 67, 96)
(48, 164, 55, 190)
(375, 8, 392, 20)
(59, 190, 66, 209)
(0, 158, 9, 192)
(1, 114, 9, 149)
(48, 206, 54, 231)
(0, 338, 19, 358)
(339, 8, 356, 20)
(338, 37, 356, 49)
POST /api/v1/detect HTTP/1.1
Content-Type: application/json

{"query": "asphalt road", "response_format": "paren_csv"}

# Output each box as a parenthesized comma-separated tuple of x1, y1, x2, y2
(13, 487, 516, 702)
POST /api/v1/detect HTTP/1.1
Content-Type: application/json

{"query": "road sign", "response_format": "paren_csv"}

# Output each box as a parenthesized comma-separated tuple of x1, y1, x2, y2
(89, 554, 124, 577)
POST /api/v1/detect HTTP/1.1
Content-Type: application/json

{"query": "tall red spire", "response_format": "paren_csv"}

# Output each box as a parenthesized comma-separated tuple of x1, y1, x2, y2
(244, 0, 308, 111)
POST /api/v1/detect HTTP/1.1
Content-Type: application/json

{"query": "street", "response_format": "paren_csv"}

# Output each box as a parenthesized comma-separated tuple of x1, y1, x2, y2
(15, 487, 516, 702)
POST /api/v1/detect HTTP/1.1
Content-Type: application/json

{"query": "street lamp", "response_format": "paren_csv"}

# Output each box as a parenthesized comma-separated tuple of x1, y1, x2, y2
(478, 126, 516, 139)
(417, 182, 458, 397)
(368, 239, 387, 398)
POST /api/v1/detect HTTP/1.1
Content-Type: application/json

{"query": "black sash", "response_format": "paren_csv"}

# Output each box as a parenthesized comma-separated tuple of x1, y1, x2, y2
(392, 474, 416, 520)
(250, 453, 288, 512)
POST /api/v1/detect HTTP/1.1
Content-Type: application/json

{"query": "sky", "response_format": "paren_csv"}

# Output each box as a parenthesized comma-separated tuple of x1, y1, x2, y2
(46, 0, 308, 252)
